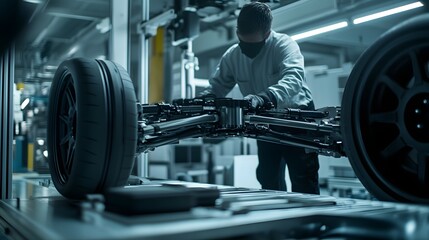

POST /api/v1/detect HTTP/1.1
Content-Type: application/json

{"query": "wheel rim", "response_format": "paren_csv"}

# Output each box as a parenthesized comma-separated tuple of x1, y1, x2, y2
(54, 71, 77, 185)
(356, 38, 429, 201)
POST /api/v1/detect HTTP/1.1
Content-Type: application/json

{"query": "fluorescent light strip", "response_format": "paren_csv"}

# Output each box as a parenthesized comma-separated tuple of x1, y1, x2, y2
(21, 98, 30, 110)
(24, 0, 43, 4)
(68, 46, 79, 56)
(353, 1, 424, 25)
(291, 21, 348, 41)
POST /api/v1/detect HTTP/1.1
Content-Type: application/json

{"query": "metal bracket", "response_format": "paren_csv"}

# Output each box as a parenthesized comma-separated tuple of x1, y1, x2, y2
(138, 9, 176, 38)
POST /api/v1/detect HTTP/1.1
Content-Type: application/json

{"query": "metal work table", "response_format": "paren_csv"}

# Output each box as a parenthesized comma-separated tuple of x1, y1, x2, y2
(1, 177, 429, 239)
(327, 177, 371, 199)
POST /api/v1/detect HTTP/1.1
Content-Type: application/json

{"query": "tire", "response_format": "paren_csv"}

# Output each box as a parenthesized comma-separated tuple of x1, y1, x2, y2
(47, 58, 137, 199)
(341, 14, 429, 203)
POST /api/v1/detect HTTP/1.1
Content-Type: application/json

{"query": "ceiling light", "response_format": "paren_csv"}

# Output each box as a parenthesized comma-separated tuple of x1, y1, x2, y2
(43, 65, 57, 71)
(20, 98, 30, 110)
(37, 139, 45, 146)
(23, 0, 43, 4)
(291, 21, 348, 41)
(68, 46, 79, 56)
(353, 1, 424, 25)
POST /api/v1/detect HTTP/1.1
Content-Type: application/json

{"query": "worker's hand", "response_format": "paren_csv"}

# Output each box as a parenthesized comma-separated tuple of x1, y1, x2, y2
(198, 89, 216, 99)
(244, 94, 265, 109)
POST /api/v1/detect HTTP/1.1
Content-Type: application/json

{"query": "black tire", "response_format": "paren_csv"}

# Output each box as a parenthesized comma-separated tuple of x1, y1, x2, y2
(48, 58, 137, 199)
(342, 14, 429, 203)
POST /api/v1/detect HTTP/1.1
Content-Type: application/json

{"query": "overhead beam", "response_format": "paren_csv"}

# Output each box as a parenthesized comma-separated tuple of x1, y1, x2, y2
(47, 12, 100, 21)
(46, 7, 107, 19)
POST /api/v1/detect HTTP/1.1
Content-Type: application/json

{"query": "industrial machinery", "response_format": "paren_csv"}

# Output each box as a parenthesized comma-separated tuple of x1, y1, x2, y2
(47, 13, 429, 205)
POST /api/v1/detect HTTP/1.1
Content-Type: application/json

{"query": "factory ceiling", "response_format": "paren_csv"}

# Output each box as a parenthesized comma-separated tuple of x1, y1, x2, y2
(14, 0, 427, 81)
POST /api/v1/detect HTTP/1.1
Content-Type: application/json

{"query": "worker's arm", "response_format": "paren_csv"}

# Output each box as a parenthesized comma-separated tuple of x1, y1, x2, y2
(200, 49, 236, 98)
(264, 38, 306, 108)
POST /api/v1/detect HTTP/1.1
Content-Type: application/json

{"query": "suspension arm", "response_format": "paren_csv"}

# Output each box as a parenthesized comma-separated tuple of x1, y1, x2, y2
(139, 114, 219, 135)
(249, 131, 343, 157)
(137, 128, 204, 153)
(244, 115, 337, 133)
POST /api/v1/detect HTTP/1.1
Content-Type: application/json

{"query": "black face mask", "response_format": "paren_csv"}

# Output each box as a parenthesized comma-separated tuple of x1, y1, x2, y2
(239, 39, 265, 59)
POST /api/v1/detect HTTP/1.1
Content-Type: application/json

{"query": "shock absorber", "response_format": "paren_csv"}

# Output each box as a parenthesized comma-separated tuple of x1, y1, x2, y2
(215, 99, 248, 129)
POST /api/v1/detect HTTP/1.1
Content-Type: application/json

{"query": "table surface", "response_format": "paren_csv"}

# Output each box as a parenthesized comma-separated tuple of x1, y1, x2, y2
(1, 176, 428, 240)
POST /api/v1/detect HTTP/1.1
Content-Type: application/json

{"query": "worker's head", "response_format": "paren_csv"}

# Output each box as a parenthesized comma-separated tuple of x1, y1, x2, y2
(237, 2, 272, 58)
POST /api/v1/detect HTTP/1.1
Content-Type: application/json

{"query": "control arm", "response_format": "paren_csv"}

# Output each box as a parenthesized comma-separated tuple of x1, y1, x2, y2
(137, 98, 344, 157)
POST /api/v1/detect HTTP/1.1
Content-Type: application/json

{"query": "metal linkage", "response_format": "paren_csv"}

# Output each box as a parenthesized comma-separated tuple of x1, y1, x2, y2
(139, 114, 219, 136)
(136, 98, 344, 157)
(244, 115, 335, 132)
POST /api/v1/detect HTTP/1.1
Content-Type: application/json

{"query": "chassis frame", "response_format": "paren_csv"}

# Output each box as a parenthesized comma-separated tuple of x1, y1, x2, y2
(137, 97, 343, 157)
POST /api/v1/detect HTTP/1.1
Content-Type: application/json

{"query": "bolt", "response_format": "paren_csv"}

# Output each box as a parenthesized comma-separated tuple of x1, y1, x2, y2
(417, 124, 423, 129)
(415, 109, 421, 114)
(423, 99, 429, 105)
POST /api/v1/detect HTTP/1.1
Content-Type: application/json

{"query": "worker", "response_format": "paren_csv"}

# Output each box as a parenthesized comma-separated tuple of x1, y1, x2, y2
(201, 2, 319, 194)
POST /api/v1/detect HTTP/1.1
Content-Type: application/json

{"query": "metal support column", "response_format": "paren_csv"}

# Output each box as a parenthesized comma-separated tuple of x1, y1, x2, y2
(0, 48, 14, 199)
(181, 40, 199, 98)
(111, 0, 145, 177)
(110, 0, 129, 69)
(136, 0, 150, 177)
(136, 5, 176, 177)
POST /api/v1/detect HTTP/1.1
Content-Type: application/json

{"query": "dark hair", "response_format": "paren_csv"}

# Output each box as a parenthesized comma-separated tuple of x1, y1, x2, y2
(237, 2, 272, 35)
